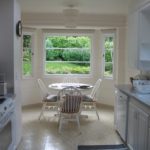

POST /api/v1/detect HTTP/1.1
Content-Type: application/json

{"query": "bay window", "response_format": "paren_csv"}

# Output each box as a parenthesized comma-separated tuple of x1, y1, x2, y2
(44, 35, 92, 75)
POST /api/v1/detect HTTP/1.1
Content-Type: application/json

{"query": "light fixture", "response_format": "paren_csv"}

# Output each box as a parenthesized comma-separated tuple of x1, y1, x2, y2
(62, 5, 79, 28)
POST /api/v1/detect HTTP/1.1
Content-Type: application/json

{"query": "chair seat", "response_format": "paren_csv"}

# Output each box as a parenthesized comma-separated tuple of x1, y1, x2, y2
(44, 94, 57, 102)
(82, 95, 93, 102)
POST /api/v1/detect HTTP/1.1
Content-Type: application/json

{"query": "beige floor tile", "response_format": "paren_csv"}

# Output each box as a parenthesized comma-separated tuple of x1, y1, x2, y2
(17, 104, 122, 150)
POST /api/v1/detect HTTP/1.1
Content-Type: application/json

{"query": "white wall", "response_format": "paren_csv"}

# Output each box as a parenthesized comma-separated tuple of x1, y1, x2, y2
(13, 0, 22, 147)
(0, 0, 14, 92)
(0, 0, 22, 148)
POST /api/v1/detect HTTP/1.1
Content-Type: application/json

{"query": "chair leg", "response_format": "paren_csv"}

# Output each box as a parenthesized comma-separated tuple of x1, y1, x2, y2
(95, 109, 100, 120)
(39, 103, 46, 120)
(58, 113, 61, 127)
(58, 116, 63, 133)
(94, 103, 100, 120)
(76, 115, 81, 133)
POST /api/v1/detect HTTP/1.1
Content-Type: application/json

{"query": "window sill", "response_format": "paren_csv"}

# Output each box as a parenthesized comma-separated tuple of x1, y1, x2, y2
(103, 76, 113, 80)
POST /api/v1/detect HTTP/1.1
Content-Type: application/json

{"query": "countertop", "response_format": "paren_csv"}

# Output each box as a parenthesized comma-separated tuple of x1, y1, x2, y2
(0, 93, 16, 100)
(116, 84, 150, 108)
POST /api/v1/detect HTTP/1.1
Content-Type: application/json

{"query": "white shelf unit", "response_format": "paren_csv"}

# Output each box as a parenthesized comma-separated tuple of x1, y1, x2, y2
(138, 3, 150, 70)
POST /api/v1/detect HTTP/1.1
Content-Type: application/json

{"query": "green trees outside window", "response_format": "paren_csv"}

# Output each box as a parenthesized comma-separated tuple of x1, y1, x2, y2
(44, 36, 91, 74)
(104, 36, 114, 78)
(23, 34, 33, 76)
(22, 34, 114, 77)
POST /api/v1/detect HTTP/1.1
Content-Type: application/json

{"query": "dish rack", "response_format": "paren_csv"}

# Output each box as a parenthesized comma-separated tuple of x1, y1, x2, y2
(132, 80, 150, 94)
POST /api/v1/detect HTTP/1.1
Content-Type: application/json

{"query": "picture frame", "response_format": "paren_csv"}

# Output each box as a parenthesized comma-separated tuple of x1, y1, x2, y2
(16, 20, 22, 37)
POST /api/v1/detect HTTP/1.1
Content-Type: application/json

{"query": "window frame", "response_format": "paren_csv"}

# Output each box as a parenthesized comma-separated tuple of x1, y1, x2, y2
(22, 31, 35, 79)
(42, 32, 93, 77)
(102, 32, 115, 80)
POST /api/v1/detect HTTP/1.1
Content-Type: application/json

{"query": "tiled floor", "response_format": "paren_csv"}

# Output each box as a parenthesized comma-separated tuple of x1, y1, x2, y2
(17, 104, 122, 150)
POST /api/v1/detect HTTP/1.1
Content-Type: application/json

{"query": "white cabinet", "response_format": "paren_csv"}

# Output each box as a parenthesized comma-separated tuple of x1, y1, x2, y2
(114, 90, 128, 142)
(127, 10, 139, 69)
(127, 102, 149, 150)
(128, 2, 150, 70)
(138, 3, 150, 70)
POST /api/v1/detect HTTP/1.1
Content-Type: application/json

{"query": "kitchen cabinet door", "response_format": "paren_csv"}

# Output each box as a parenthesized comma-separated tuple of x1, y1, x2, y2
(127, 102, 149, 150)
(127, 10, 139, 69)
(115, 90, 128, 142)
(138, 3, 150, 70)
(127, 103, 137, 150)
(137, 107, 149, 150)
(148, 128, 150, 150)
(128, 2, 150, 71)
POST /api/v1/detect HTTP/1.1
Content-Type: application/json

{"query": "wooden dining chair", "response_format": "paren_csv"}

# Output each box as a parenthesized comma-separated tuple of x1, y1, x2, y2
(37, 78, 58, 120)
(82, 78, 102, 120)
(57, 86, 82, 133)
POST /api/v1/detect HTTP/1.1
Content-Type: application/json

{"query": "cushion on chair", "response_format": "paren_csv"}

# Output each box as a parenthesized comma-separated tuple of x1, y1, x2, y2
(44, 94, 57, 102)
(82, 95, 93, 102)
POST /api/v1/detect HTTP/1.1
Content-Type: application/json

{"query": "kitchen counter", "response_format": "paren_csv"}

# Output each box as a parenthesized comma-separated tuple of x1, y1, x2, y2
(115, 84, 150, 108)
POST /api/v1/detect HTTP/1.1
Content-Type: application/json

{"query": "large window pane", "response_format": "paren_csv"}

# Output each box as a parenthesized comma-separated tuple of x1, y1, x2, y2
(22, 34, 33, 77)
(44, 36, 91, 74)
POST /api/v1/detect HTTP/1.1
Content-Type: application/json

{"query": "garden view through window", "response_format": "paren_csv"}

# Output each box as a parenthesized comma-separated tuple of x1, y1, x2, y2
(103, 34, 114, 78)
(44, 36, 91, 74)
(23, 34, 33, 77)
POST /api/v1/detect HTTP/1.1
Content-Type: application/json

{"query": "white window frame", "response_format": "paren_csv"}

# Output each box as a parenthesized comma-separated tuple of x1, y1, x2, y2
(43, 31, 93, 77)
(22, 31, 35, 79)
(102, 32, 115, 79)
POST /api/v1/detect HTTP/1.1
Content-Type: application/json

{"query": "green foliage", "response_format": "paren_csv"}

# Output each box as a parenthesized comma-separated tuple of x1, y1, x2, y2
(23, 61, 32, 76)
(105, 37, 113, 62)
(62, 49, 90, 61)
(45, 62, 90, 74)
(23, 48, 32, 61)
(104, 63, 113, 78)
(45, 36, 90, 48)
(23, 35, 31, 47)
(22, 35, 113, 77)
(23, 35, 32, 76)
(45, 36, 113, 63)
(105, 63, 113, 72)
(46, 49, 63, 61)
(45, 36, 91, 62)
(105, 50, 112, 62)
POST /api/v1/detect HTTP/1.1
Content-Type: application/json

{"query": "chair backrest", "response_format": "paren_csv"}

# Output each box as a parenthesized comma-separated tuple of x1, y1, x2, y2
(58, 87, 82, 113)
(90, 79, 102, 99)
(37, 79, 49, 99)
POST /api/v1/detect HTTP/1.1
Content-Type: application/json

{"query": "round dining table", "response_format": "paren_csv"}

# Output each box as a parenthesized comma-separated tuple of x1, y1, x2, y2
(49, 82, 93, 91)
(49, 82, 92, 119)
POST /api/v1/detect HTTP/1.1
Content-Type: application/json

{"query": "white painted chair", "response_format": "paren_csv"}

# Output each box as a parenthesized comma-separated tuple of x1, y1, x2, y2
(82, 78, 102, 120)
(57, 86, 82, 133)
(37, 78, 58, 120)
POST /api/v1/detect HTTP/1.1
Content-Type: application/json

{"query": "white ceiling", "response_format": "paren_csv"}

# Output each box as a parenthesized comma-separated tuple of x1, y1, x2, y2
(20, 0, 130, 15)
